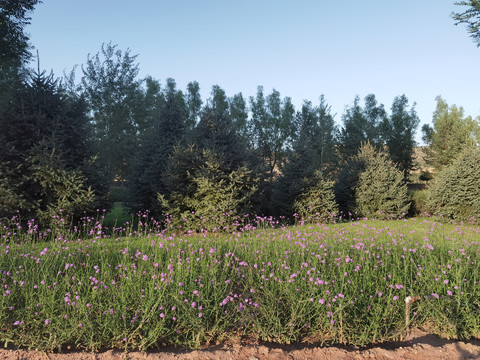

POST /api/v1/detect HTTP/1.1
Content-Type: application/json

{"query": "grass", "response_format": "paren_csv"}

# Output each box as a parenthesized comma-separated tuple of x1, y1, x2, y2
(1, 214, 479, 351)
(102, 203, 132, 229)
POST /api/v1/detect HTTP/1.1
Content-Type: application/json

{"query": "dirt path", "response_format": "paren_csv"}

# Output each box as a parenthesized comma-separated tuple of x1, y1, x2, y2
(2, 330, 480, 360)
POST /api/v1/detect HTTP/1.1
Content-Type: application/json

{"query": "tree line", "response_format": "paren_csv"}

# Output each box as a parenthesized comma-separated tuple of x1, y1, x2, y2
(1, 1, 480, 228)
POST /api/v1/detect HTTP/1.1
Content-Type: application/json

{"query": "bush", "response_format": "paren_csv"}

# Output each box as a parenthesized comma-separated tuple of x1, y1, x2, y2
(158, 148, 258, 231)
(411, 189, 429, 215)
(355, 144, 410, 218)
(427, 145, 480, 223)
(419, 170, 433, 182)
(294, 170, 338, 221)
(335, 142, 410, 219)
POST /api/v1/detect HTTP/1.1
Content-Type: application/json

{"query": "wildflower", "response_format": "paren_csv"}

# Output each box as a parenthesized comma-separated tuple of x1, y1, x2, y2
(45, 319, 50, 325)
(432, 293, 439, 299)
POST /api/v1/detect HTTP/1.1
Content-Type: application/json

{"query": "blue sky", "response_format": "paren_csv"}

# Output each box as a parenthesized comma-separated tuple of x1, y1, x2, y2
(27, 1, 480, 144)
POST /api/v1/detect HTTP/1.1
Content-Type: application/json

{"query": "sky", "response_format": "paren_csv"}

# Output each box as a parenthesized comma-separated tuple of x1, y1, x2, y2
(27, 1, 480, 144)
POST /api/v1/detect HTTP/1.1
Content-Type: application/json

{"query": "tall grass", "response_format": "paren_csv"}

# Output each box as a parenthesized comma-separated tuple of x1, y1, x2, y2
(1, 214, 479, 351)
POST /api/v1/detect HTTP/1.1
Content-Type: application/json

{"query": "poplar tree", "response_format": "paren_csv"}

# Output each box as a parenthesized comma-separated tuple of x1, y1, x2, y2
(81, 43, 144, 182)
(422, 96, 478, 170)
(382, 95, 420, 178)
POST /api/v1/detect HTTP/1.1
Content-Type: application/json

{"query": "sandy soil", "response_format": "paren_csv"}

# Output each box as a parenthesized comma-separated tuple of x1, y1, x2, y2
(2, 330, 480, 360)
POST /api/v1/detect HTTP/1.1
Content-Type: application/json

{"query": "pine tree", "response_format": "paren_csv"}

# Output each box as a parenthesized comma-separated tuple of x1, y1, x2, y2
(272, 97, 338, 217)
(294, 170, 338, 221)
(335, 142, 410, 219)
(0, 69, 100, 224)
(427, 144, 480, 222)
(159, 86, 260, 229)
(355, 143, 410, 218)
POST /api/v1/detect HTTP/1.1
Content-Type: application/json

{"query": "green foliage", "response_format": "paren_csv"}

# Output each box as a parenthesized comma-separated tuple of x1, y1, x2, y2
(419, 170, 433, 182)
(355, 143, 410, 219)
(249, 86, 295, 179)
(452, 0, 480, 47)
(427, 145, 480, 222)
(159, 149, 258, 231)
(382, 95, 420, 178)
(422, 96, 479, 170)
(411, 189, 429, 215)
(273, 98, 338, 217)
(1, 219, 480, 350)
(81, 42, 144, 181)
(128, 78, 187, 215)
(103, 203, 131, 228)
(334, 157, 365, 216)
(339, 94, 386, 160)
(335, 143, 410, 219)
(28, 147, 95, 226)
(293, 170, 338, 220)
(0, 0, 39, 69)
(0, 70, 102, 225)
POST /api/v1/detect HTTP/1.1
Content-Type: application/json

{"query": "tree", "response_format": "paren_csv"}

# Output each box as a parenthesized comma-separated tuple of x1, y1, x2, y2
(185, 81, 202, 129)
(354, 143, 410, 219)
(382, 94, 420, 178)
(339, 94, 386, 159)
(427, 144, 480, 222)
(293, 170, 338, 221)
(0, 0, 40, 111)
(452, 0, 480, 47)
(249, 86, 295, 180)
(128, 78, 187, 215)
(334, 142, 410, 219)
(272, 97, 338, 216)
(159, 149, 258, 231)
(159, 86, 259, 229)
(81, 42, 144, 182)
(422, 96, 478, 170)
(0, 70, 98, 224)
(229, 92, 249, 139)
(0, 0, 39, 70)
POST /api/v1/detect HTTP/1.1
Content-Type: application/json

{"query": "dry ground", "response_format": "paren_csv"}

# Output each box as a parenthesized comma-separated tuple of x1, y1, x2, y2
(2, 330, 480, 360)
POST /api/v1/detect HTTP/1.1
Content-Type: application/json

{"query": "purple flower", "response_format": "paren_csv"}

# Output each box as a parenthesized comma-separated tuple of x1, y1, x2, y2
(45, 319, 50, 325)
(432, 293, 439, 299)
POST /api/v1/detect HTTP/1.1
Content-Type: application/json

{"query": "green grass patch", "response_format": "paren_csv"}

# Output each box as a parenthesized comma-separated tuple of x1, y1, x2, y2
(1, 217, 479, 351)
(103, 203, 132, 229)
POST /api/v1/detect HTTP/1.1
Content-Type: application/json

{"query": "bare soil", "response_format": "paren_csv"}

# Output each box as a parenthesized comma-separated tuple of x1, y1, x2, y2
(2, 330, 479, 360)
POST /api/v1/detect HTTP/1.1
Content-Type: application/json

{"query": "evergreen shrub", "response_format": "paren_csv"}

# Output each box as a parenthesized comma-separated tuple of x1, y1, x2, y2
(294, 170, 338, 221)
(335, 142, 410, 219)
(427, 145, 480, 223)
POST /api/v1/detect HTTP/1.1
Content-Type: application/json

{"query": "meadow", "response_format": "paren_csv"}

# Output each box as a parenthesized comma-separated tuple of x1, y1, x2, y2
(1, 213, 479, 352)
